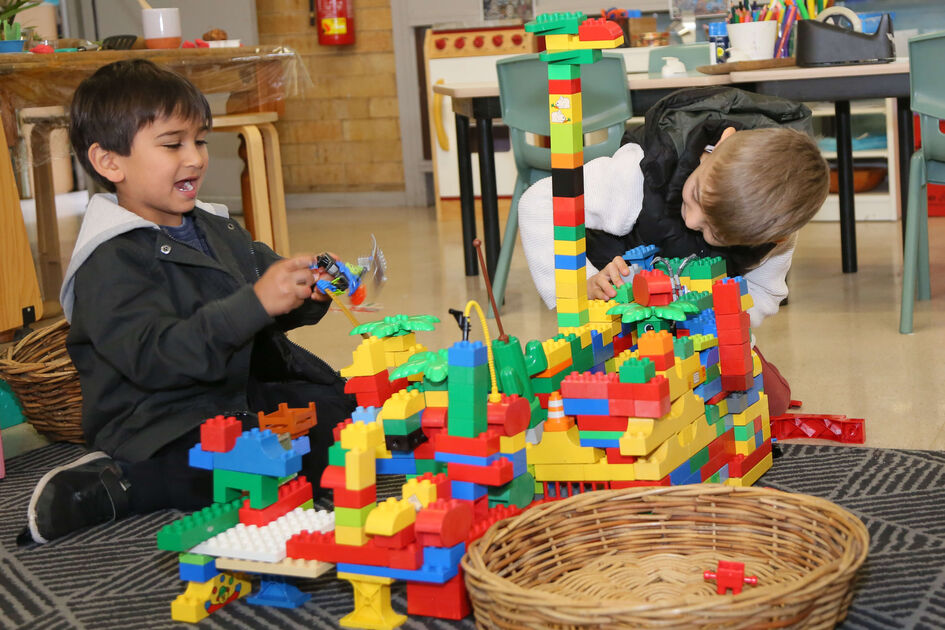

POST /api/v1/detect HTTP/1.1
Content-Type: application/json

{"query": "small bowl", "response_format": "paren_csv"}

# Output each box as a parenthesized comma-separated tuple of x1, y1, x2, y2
(0, 39, 26, 53)
(206, 39, 241, 48)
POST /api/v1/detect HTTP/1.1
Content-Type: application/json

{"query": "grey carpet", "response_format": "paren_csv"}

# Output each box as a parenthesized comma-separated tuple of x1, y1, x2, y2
(2, 442, 945, 629)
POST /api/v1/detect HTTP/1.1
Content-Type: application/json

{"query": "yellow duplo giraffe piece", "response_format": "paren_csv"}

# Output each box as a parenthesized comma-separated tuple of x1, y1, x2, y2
(341, 336, 388, 378)
(170, 572, 250, 623)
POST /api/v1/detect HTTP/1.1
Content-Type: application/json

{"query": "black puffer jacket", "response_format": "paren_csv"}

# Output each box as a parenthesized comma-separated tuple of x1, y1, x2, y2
(585, 87, 813, 276)
(66, 198, 347, 462)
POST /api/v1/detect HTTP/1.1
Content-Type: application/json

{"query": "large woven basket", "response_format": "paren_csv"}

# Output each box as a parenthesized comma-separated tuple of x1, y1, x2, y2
(463, 484, 869, 629)
(0, 319, 84, 443)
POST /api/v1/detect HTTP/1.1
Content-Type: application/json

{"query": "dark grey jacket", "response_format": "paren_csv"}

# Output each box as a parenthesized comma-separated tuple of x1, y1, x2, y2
(63, 195, 334, 462)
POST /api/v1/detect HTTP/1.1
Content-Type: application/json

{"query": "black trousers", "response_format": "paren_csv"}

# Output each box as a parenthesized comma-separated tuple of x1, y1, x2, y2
(124, 380, 355, 513)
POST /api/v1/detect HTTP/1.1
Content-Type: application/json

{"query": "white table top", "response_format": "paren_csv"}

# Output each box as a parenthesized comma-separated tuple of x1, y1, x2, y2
(431, 61, 911, 100)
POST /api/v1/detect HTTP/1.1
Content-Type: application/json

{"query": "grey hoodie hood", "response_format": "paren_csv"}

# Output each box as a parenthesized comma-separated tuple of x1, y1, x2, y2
(59, 193, 229, 321)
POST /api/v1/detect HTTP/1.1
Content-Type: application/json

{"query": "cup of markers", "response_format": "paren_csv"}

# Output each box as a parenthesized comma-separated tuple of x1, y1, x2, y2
(726, 0, 832, 59)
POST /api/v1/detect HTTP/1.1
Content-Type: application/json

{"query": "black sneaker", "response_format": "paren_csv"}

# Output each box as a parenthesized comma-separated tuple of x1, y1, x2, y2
(21, 451, 132, 544)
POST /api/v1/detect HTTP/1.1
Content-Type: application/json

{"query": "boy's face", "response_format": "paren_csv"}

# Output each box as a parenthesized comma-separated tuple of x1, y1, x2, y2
(106, 114, 209, 226)
(680, 157, 724, 247)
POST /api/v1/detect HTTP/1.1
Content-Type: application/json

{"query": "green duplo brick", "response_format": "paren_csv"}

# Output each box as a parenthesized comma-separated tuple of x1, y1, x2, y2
(413, 459, 447, 476)
(689, 446, 710, 473)
(554, 224, 586, 241)
(157, 498, 243, 552)
(557, 310, 588, 328)
(579, 430, 624, 441)
(526, 11, 585, 35)
(673, 336, 694, 360)
(688, 256, 727, 280)
(619, 357, 656, 384)
(382, 413, 422, 436)
(547, 63, 581, 80)
(550, 123, 584, 154)
(179, 553, 215, 566)
(733, 424, 758, 441)
(542, 48, 601, 65)
(335, 504, 376, 528)
(329, 442, 348, 466)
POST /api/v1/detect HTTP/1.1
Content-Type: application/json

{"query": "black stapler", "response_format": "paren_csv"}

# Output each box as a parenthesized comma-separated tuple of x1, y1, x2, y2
(796, 13, 896, 67)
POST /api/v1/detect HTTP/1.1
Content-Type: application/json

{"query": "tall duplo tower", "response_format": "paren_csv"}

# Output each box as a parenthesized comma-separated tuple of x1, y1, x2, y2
(524, 13, 624, 331)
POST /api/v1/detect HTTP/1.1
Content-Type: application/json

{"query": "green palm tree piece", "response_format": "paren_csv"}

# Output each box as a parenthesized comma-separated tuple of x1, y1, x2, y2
(389, 348, 449, 383)
(350, 313, 439, 338)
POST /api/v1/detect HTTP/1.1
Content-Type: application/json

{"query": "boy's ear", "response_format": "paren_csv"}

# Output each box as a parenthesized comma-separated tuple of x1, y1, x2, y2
(716, 126, 737, 146)
(87, 143, 126, 185)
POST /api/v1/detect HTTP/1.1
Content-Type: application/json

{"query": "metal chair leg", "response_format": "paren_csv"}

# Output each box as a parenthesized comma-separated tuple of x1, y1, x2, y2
(900, 151, 925, 334)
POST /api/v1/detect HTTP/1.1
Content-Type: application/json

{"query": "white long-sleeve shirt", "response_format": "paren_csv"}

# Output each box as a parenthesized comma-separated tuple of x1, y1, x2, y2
(517, 143, 793, 328)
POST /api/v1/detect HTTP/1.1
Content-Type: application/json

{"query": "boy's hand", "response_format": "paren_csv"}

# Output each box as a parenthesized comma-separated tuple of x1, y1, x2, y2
(587, 256, 632, 301)
(254, 255, 326, 316)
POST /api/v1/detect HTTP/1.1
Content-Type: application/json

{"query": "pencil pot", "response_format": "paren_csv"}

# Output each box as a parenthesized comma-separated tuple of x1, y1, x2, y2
(463, 484, 869, 629)
(727, 20, 777, 60)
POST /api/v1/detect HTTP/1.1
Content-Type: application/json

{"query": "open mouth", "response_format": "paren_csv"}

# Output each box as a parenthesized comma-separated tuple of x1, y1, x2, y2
(175, 178, 196, 193)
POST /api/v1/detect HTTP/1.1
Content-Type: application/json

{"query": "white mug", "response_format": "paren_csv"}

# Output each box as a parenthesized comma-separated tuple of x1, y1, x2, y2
(142, 8, 181, 49)
(726, 21, 777, 61)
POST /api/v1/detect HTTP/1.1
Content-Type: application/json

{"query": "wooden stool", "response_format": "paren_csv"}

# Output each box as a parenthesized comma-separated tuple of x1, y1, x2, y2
(212, 112, 290, 256)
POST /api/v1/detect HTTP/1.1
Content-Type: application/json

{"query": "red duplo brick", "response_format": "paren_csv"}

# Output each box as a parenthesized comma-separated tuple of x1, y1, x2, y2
(467, 505, 522, 543)
(200, 415, 242, 452)
(286, 531, 423, 569)
(344, 371, 389, 394)
(576, 415, 630, 432)
(486, 395, 530, 436)
(553, 195, 585, 226)
(407, 569, 472, 620)
(719, 342, 752, 374)
(613, 333, 634, 355)
(373, 523, 417, 549)
(633, 270, 673, 307)
(473, 495, 490, 520)
(728, 439, 772, 477)
(447, 459, 514, 486)
(712, 279, 743, 314)
(721, 373, 754, 392)
(716, 311, 750, 332)
(561, 371, 616, 399)
(412, 440, 436, 459)
(321, 466, 377, 507)
(239, 477, 313, 526)
(410, 472, 452, 501)
(535, 392, 550, 409)
(548, 78, 581, 94)
(415, 499, 474, 548)
(636, 375, 670, 404)
(333, 418, 354, 442)
(605, 448, 637, 464)
(611, 477, 671, 488)
(433, 431, 500, 457)
(579, 16, 623, 39)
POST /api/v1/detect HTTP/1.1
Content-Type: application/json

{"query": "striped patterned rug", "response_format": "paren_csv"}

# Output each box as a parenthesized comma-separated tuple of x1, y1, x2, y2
(2, 442, 945, 629)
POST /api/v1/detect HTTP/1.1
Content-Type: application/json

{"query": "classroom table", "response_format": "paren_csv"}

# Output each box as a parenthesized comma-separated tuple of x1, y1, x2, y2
(435, 61, 912, 277)
(0, 46, 298, 312)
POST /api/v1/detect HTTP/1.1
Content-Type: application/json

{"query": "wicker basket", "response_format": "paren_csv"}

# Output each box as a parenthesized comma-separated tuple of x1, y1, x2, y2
(463, 484, 869, 629)
(0, 319, 84, 443)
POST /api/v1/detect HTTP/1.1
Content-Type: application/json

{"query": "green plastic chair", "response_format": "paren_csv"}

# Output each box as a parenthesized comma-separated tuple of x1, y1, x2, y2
(647, 43, 712, 77)
(900, 31, 941, 334)
(490, 52, 632, 315)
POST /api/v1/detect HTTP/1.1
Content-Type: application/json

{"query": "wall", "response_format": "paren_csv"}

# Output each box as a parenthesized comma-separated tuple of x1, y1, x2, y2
(256, 0, 402, 195)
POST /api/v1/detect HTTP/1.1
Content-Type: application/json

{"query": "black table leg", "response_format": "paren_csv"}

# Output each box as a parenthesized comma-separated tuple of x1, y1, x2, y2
(455, 113, 478, 276)
(835, 100, 857, 273)
(897, 96, 914, 249)
(476, 117, 500, 282)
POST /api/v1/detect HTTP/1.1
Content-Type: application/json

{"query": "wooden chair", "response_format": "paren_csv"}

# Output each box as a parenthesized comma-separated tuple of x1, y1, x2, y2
(212, 111, 291, 256)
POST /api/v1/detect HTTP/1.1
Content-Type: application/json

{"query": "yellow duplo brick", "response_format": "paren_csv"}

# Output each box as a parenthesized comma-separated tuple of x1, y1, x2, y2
(659, 357, 688, 402)
(690, 333, 718, 351)
(528, 425, 602, 465)
(556, 297, 589, 314)
(344, 448, 376, 491)
(678, 353, 704, 389)
(612, 348, 637, 372)
(542, 338, 571, 367)
(604, 357, 616, 372)
(365, 497, 416, 537)
(543, 32, 622, 51)
(679, 276, 691, 291)
(402, 478, 438, 508)
(555, 268, 585, 289)
(382, 389, 425, 420)
(423, 390, 449, 407)
(752, 350, 763, 377)
(734, 436, 758, 456)
(532, 463, 589, 482)
(340, 336, 387, 378)
(689, 278, 714, 293)
(585, 459, 637, 482)
(633, 412, 714, 480)
(500, 431, 527, 454)
(382, 333, 417, 352)
(741, 293, 754, 310)
(715, 398, 729, 418)
(592, 323, 615, 346)
(725, 453, 773, 487)
(334, 524, 369, 546)
(549, 122, 584, 154)
(554, 238, 587, 257)
(620, 390, 703, 456)
(341, 421, 385, 452)
(731, 398, 766, 427)
(549, 91, 583, 124)
(588, 299, 619, 324)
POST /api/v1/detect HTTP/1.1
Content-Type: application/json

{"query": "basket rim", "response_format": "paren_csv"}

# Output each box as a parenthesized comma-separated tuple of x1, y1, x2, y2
(462, 484, 869, 613)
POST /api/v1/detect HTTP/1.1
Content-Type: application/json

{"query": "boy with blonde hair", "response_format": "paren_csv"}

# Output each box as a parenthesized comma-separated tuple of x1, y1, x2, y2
(518, 88, 829, 416)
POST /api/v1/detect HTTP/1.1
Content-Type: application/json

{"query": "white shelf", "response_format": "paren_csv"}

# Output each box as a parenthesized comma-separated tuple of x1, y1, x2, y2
(821, 149, 889, 159)
(813, 192, 895, 222)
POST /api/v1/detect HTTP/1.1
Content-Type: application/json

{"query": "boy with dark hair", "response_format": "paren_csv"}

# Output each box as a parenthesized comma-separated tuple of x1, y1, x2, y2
(21, 59, 355, 544)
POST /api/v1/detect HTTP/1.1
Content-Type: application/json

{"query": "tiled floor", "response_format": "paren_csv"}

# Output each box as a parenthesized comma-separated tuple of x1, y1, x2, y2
(7, 200, 945, 455)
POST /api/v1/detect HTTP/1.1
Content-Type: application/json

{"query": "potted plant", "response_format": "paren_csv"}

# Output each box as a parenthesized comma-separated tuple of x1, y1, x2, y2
(0, 0, 40, 52)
